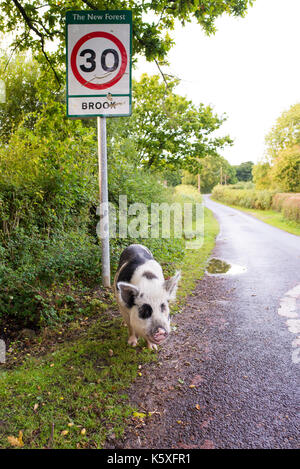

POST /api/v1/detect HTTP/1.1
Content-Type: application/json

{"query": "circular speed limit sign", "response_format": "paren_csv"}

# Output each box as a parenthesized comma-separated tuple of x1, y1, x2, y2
(70, 31, 128, 90)
(66, 11, 132, 117)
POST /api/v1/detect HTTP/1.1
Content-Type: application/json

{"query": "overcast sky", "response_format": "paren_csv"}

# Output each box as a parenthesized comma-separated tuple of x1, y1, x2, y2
(134, 0, 300, 166)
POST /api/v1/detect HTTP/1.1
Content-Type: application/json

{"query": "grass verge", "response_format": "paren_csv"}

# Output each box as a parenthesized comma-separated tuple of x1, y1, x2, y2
(212, 198, 300, 236)
(0, 187, 219, 449)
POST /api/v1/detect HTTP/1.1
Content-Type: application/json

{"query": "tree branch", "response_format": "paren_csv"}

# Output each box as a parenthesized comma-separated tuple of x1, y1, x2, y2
(81, 0, 98, 8)
(11, 0, 61, 87)
(40, 39, 61, 88)
(154, 58, 169, 89)
(2, 39, 23, 72)
(11, 0, 44, 38)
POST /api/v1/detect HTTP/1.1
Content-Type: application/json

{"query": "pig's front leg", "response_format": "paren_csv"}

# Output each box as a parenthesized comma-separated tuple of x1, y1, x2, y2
(128, 324, 139, 347)
(119, 306, 138, 346)
(147, 341, 158, 351)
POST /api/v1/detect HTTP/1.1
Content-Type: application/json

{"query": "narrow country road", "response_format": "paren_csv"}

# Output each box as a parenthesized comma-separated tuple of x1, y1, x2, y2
(109, 197, 300, 449)
(204, 194, 300, 369)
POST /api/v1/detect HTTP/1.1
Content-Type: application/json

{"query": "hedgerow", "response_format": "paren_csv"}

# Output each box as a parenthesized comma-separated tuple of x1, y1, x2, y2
(212, 185, 300, 223)
(0, 102, 184, 327)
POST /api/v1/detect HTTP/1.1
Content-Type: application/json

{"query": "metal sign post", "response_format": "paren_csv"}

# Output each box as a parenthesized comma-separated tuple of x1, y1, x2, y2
(97, 116, 110, 286)
(66, 10, 132, 287)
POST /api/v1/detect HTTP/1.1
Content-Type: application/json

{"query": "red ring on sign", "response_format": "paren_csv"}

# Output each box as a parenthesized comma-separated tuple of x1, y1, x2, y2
(70, 31, 127, 90)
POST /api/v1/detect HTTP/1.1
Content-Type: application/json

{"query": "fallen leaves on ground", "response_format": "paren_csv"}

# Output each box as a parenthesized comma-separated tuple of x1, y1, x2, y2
(190, 374, 203, 386)
(7, 431, 24, 447)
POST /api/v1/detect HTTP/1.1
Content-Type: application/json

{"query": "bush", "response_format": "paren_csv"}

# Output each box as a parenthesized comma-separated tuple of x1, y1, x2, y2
(0, 103, 186, 327)
(270, 146, 300, 192)
(229, 181, 255, 190)
(0, 228, 102, 323)
(212, 185, 300, 224)
(273, 193, 300, 222)
(212, 185, 275, 210)
(271, 193, 291, 212)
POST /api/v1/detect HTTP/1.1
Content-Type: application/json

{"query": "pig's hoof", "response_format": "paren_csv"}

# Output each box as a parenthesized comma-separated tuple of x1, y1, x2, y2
(147, 342, 158, 351)
(128, 336, 138, 347)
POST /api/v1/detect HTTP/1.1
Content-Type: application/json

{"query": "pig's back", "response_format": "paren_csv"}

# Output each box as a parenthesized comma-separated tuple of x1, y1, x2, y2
(116, 244, 154, 284)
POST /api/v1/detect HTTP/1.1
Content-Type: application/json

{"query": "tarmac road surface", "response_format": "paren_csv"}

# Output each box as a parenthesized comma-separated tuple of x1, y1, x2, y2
(199, 195, 300, 448)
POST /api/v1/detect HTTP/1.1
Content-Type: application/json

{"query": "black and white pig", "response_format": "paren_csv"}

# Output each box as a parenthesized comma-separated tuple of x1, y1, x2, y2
(114, 244, 181, 350)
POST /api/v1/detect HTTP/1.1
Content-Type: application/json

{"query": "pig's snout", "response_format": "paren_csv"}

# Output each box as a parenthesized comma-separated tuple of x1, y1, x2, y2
(152, 327, 169, 345)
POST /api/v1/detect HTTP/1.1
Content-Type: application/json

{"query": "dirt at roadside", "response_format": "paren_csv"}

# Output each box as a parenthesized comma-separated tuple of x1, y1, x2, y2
(105, 274, 231, 450)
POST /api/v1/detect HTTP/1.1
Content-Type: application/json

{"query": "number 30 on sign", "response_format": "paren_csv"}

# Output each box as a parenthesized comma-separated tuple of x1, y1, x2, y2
(66, 11, 132, 118)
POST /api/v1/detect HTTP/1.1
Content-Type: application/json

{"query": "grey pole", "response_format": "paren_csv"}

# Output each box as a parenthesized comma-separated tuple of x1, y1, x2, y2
(97, 116, 111, 287)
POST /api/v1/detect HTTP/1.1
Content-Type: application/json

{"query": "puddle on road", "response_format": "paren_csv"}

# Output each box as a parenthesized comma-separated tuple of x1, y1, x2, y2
(206, 258, 247, 276)
(206, 258, 231, 274)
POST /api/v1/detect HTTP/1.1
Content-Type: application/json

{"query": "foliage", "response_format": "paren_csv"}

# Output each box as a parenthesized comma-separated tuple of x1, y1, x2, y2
(270, 146, 300, 192)
(173, 184, 202, 203)
(106, 119, 171, 207)
(182, 154, 237, 193)
(265, 103, 300, 162)
(228, 181, 254, 190)
(128, 74, 232, 172)
(253, 146, 300, 193)
(0, 101, 98, 237)
(0, 96, 100, 323)
(0, 0, 254, 85)
(212, 185, 275, 210)
(253, 103, 300, 192)
(212, 184, 300, 225)
(272, 193, 300, 223)
(0, 82, 186, 325)
(252, 161, 272, 189)
(158, 168, 182, 187)
(233, 161, 254, 181)
(0, 54, 43, 142)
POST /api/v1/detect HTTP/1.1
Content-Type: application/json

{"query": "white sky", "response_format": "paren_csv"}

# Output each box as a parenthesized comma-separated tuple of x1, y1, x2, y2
(134, 0, 300, 166)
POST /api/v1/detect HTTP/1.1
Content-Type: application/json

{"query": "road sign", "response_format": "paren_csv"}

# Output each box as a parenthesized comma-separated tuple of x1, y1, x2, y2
(66, 10, 132, 118)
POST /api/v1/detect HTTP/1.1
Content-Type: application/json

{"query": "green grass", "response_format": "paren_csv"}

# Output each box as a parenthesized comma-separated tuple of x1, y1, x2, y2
(174, 207, 219, 310)
(173, 184, 219, 306)
(241, 208, 300, 236)
(0, 186, 219, 449)
(212, 198, 300, 236)
(0, 316, 155, 449)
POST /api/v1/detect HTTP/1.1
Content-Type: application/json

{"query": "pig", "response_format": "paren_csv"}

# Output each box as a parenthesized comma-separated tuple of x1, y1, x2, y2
(114, 244, 181, 350)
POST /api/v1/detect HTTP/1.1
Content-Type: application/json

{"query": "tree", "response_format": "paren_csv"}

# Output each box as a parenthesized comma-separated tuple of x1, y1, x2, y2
(265, 103, 300, 162)
(0, 0, 255, 85)
(0, 53, 44, 142)
(270, 146, 300, 192)
(126, 74, 232, 171)
(158, 168, 182, 187)
(233, 161, 254, 181)
(182, 154, 237, 193)
(254, 103, 300, 191)
(252, 161, 272, 189)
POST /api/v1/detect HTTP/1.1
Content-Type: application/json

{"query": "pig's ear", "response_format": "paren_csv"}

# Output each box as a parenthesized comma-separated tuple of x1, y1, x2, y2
(164, 271, 181, 302)
(117, 282, 140, 308)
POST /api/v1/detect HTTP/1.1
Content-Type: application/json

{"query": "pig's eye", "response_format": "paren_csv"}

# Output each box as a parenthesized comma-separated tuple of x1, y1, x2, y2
(138, 304, 152, 319)
(160, 303, 166, 312)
